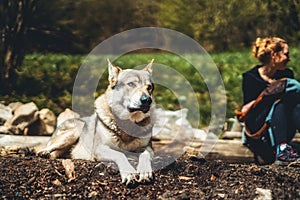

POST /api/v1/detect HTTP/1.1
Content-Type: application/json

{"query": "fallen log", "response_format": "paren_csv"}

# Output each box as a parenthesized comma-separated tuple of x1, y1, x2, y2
(1, 133, 298, 164)
(0, 134, 49, 148)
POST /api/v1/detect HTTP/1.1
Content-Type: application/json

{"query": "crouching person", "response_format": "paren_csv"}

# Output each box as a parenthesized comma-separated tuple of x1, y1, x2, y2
(236, 37, 300, 165)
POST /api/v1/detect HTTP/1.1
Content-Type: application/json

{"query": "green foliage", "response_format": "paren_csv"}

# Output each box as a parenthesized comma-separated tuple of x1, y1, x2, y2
(27, 0, 160, 53)
(3, 54, 84, 114)
(158, 0, 300, 51)
(2, 48, 300, 127)
(2, 0, 299, 54)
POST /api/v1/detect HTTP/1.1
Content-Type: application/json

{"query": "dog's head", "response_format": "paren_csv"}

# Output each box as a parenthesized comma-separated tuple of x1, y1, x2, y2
(106, 59, 155, 125)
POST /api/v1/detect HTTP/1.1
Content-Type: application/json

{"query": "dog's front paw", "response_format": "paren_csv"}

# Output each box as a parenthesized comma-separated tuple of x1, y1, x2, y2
(137, 148, 153, 183)
(119, 166, 137, 186)
(119, 163, 137, 186)
(136, 162, 153, 183)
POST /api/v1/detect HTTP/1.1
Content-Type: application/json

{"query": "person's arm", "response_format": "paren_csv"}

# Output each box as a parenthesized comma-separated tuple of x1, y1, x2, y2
(242, 69, 269, 105)
(242, 73, 260, 104)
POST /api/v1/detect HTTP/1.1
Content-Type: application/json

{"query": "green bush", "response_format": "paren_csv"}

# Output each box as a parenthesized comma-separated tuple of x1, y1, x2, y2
(2, 54, 83, 114)
(2, 48, 299, 127)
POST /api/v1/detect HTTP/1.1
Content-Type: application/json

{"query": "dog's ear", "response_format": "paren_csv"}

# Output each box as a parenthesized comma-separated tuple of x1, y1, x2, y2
(143, 59, 154, 75)
(107, 59, 122, 87)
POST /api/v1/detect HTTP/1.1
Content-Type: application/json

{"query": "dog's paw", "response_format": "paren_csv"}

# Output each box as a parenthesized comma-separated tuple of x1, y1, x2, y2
(120, 170, 137, 186)
(37, 150, 51, 159)
(137, 170, 153, 183)
(119, 165, 137, 186)
(136, 162, 153, 183)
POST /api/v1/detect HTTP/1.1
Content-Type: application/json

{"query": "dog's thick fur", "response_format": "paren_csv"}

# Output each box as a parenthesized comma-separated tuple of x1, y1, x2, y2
(38, 59, 155, 185)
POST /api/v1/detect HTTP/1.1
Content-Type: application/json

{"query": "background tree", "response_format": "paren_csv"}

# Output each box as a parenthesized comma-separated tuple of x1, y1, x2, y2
(0, 0, 79, 95)
(0, 0, 36, 94)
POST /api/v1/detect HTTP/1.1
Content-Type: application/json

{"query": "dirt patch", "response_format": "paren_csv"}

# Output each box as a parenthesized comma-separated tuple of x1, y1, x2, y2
(0, 151, 300, 199)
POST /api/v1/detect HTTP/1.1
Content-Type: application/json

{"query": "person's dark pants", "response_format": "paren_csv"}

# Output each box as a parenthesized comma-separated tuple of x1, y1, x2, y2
(270, 102, 300, 145)
(244, 94, 300, 164)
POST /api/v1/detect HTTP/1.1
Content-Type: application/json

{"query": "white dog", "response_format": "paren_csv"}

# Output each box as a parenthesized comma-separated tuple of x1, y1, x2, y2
(38, 59, 155, 185)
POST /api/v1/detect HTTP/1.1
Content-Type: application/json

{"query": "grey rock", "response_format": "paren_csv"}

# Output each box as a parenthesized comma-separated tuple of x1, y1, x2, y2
(0, 104, 13, 125)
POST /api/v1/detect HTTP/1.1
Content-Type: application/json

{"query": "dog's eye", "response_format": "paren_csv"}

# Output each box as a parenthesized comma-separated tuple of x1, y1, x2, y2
(147, 84, 153, 92)
(127, 82, 136, 88)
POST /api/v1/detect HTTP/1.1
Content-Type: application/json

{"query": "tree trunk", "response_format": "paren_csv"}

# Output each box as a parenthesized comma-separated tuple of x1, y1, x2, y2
(0, 0, 36, 95)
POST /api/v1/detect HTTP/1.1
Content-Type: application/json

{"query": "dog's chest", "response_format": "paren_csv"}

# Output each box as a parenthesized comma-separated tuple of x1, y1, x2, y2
(116, 136, 151, 152)
(99, 126, 151, 152)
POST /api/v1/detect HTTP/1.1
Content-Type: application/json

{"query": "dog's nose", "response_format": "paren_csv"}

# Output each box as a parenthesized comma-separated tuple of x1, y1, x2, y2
(140, 93, 152, 106)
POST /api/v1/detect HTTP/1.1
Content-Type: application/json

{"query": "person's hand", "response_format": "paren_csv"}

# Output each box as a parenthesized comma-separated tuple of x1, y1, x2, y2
(241, 100, 255, 113)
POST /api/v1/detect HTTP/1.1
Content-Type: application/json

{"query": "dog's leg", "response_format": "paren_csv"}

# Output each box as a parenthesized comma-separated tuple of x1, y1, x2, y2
(94, 145, 137, 185)
(37, 119, 84, 158)
(38, 129, 79, 158)
(136, 146, 153, 182)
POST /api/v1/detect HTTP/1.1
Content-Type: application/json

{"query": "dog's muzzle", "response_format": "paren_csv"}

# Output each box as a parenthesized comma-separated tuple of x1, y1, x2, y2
(128, 93, 152, 113)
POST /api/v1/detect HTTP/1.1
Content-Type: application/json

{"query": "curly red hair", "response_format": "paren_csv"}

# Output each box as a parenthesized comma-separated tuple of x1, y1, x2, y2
(252, 37, 287, 64)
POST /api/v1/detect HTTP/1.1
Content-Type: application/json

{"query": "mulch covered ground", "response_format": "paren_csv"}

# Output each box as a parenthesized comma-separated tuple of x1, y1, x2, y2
(1, 149, 300, 199)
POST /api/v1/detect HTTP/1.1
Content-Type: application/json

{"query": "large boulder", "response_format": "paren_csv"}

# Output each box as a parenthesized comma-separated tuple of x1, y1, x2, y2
(27, 108, 57, 136)
(3, 102, 39, 135)
(152, 108, 195, 140)
(8, 102, 24, 112)
(0, 103, 13, 125)
(0, 102, 61, 136)
(39, 108, 57, 134)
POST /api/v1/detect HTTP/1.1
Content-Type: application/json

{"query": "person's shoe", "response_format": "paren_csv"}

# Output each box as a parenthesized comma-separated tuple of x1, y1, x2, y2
(274, 143, 300, 166)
